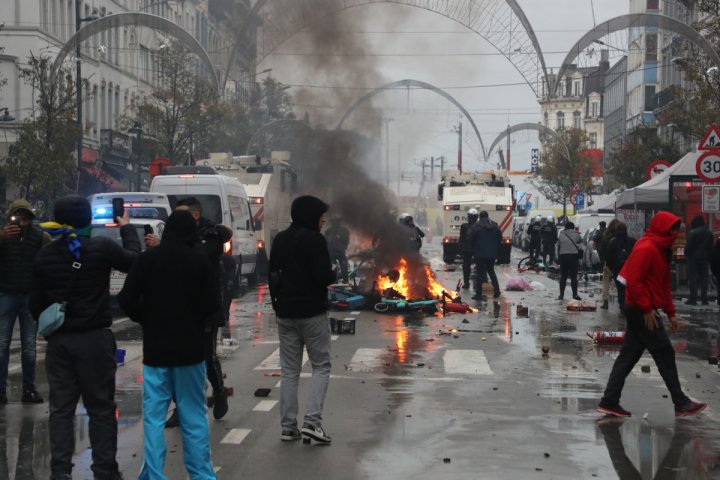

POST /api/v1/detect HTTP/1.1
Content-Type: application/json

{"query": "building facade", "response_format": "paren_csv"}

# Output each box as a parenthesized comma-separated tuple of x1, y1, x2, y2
(0, 0, 256, 202)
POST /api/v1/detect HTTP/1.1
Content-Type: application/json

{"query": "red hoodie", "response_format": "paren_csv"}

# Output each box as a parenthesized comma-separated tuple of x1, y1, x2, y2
(617, 211, 680, 317)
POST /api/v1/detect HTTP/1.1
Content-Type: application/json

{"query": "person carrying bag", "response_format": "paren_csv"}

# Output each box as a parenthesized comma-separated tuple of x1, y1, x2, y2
(557, 222, 583, 301)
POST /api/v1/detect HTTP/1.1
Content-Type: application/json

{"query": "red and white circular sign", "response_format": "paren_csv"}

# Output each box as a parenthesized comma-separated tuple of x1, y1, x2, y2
(645, 160, 672, 180)
(696, 152, 720, 182)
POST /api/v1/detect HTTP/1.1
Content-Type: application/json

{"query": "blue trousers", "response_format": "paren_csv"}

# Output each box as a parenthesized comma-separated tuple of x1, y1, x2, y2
(0, 292, 37, 392)
(139, 362, 216, 480)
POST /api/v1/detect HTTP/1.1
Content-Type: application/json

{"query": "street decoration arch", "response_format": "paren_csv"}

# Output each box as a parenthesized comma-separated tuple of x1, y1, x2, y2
(553, 13, 720, 96)
(486, 123, 570, 164)
(50, 13, 219, 91)
(252, 0, 549, 97)
(335, 79, 486, 161)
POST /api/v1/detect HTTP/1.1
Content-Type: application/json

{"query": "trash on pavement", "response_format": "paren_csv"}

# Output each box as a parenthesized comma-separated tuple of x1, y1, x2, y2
(506, 276, 532, 291)
(567, 299, 597, 312)
(586, 331, 625, 343)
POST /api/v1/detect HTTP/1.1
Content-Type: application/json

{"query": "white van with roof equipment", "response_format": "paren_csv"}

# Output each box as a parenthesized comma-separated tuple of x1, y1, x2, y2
(149, 167, 258, 283)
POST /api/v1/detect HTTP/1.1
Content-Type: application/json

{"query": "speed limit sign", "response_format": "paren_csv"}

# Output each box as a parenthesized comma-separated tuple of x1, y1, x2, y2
(696, 152, 720, 181)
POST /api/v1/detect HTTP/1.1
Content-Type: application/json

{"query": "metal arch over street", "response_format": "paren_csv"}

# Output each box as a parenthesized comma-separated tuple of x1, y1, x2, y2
(50, 13, 219, 91)
(486, 123, 570, 163)
(335, 79, 487, 161)
(254, 0, 549, 97)
(553, 13, 720, 96)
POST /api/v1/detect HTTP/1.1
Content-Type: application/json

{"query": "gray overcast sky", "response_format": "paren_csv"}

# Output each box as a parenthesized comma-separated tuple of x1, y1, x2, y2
(261, 0, 629, 174)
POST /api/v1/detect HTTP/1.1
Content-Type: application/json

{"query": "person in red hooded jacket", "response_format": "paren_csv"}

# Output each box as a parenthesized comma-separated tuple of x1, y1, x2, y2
(596, 211, 707, 418)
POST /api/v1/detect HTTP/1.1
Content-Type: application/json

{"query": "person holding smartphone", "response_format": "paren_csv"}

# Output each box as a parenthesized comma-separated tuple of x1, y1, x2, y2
(0, 200, 52, 405)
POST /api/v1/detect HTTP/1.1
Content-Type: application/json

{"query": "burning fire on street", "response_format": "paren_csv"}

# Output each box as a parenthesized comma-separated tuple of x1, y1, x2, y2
(373, 257, 476, 314)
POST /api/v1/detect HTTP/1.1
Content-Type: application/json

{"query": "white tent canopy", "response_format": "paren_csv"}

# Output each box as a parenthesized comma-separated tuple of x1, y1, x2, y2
(615, 152, 701, 209)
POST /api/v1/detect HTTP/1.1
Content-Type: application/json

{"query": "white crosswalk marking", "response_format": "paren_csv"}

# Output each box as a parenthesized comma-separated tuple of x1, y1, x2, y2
(221, 428, 251, 444)
(254, 348, 308, 370)
(348, 348, 385, 372)
(252, 400, 278, 412)
(443, 350, 493, 375)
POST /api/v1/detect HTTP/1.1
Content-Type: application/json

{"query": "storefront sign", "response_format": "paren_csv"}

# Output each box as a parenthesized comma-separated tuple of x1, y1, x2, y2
(616, 209, 646, 240)
(702, 185, 720, 213)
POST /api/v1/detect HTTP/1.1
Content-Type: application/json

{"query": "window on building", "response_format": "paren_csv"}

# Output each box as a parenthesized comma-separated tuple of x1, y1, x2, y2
(544, 112, 548, 127)
(645, 33, 658, 62)
(573, 80, 581, 97)
(645, 85, 657, 111)
(646, 0, 659, 10)
(590, 132, 598, 149)
(556, 112, 565, 129)
(591, 101, 599, 118)
(573, 111, 581, 129)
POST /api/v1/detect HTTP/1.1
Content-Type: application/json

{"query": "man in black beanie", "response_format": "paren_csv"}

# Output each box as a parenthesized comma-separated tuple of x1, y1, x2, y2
(269, 195, 335, 444)
(30, 195, 140, 480)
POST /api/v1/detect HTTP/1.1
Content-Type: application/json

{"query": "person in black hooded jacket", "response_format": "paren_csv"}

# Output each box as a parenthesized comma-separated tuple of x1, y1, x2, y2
(30, 195, 140, 480)
(269, 195, 335, 444)
(118, 210, 219, 479)
(684, 214, 714, 305)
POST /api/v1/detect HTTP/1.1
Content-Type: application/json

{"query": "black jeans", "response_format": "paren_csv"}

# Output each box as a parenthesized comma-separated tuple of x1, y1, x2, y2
(45, 329, 119, 479)
(615, 279, 626, 311)
(542, 242, 556, 264)
(600, 307, 690, 407)
(558, 254, 578, 298)
(687, 258, 709, 302)
(462, 252, 473, 286)
(475, 259, 500, 296)
(329, 250, 349, 283)
(205, 326, 224, 394)
(529, 241, 541, 260)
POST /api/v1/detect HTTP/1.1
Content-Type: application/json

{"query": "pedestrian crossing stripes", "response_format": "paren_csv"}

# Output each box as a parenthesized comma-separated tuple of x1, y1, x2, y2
(254, 349, 309, 370)
(348, 348, 385, 372)
(252, 400, 278, 412)
(443, 350, 493, 375)
(221, 428, 251, 444)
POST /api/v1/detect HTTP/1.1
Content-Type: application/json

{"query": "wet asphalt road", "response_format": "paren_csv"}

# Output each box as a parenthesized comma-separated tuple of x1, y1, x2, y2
(2, 240, 720, 479)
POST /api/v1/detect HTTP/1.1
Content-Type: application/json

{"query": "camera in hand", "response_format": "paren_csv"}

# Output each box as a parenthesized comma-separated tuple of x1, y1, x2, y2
(9, 216, 20, 226)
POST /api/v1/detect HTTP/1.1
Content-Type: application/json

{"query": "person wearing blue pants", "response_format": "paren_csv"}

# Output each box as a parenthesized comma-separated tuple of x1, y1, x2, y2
(119, 211, 220, 479)
(141, 363, 213, 479)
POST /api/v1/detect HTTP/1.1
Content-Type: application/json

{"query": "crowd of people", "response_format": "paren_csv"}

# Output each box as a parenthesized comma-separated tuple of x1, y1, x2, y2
(0, 194, 715, 478)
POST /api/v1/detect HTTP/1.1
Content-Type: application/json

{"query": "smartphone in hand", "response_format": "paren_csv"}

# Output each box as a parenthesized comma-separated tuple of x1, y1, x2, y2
(143, 224, 154, 236)
(112, 198, 125, 222)
(9, 216, 20, 226)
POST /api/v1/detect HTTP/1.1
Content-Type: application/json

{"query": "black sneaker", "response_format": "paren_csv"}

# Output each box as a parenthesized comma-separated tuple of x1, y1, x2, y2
(281, 428, 302, 441)
(557, 296, 564, 301)
(21, 386, 44, 404)
(596, 404, 631, 417)
(675, 401, 707, 417)
(461, 283, 470, 290)
(573, 295, 581, 301)
(213, 387, 229, 420)
(493, 291, 501, 299)
(600, 300, 609, 310)
(301, 424, 331, 444)
(165, 408, 179, 428)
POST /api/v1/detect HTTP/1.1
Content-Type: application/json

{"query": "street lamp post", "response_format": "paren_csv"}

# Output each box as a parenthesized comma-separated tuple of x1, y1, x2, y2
(129, 121, 143, 191)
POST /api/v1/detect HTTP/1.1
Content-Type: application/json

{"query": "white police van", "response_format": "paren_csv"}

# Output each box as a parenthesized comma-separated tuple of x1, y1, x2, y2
(149, 167, 258, 283)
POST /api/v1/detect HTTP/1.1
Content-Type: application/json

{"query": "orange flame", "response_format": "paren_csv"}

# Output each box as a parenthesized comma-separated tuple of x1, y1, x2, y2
(376, 258, 453, 300)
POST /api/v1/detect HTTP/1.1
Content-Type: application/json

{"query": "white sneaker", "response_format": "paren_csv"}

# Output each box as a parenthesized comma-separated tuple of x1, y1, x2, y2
(301, 424, 331, 444)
